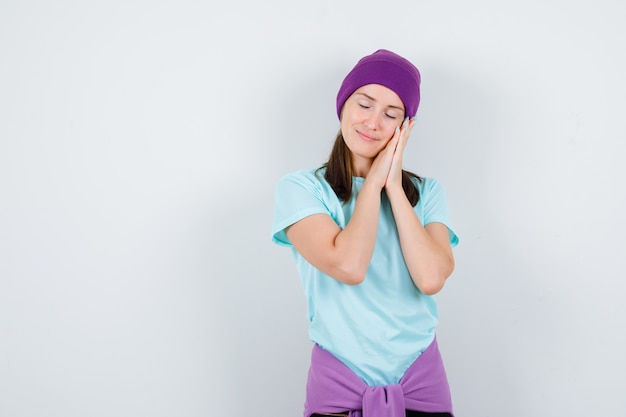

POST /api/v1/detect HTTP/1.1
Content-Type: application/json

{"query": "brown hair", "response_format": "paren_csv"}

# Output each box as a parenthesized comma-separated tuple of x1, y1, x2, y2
(319, 130, 421, 206)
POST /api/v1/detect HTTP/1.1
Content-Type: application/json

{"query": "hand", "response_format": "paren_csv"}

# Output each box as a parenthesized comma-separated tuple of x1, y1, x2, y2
(385, 117, 415, 190)
(364, 125, 401, 190)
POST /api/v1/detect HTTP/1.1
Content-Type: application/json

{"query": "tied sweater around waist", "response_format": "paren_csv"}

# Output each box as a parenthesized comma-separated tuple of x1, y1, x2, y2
(304, 338, 454, 417)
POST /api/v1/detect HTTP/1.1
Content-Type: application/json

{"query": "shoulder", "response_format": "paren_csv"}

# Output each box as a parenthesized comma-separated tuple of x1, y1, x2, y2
(410, 175, 443, 194)
(412, 176, 452, 210)
(278, 167, 324, 182)
(276, 167, 328, 190)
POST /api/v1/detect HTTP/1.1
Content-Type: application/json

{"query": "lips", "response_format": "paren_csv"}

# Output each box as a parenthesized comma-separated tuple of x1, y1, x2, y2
(356, 130, 377, 142)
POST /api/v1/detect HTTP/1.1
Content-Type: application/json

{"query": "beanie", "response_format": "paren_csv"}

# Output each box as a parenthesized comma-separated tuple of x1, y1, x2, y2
(336, 49, 421, 119)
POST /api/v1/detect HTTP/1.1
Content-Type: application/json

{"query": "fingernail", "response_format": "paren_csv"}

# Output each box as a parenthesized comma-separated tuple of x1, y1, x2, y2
(395, 126, 400, 133)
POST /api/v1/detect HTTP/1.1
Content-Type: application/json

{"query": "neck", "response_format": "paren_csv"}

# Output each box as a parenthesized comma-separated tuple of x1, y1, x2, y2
(352, 155, 373, 178)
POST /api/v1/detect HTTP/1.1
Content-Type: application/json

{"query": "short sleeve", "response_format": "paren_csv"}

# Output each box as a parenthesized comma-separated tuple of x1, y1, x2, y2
(271, 170, 331, 247)
(419, 178, 459, 247)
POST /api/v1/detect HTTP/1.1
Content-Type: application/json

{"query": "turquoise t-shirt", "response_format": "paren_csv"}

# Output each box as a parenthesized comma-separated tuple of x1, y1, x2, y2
(272, 167, 458, 386)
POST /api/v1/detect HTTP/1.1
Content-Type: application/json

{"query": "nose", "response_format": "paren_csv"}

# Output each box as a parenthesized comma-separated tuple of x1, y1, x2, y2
(363, 112, 380, 130)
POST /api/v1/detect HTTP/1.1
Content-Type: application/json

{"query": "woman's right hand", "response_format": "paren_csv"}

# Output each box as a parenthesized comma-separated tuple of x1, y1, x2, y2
(285, 126, 403, 286)
(364, 126, 401, 190)
(285, 131, 402, 284)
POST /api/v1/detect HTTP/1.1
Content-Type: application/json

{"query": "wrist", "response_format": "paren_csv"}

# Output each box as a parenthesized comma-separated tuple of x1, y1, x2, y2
(385, 183, 406, 201)
(362, 176, 385, 193)
(361, 180, 384, 196)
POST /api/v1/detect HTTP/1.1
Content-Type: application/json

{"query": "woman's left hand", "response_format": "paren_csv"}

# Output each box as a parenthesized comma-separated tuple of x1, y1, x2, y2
(385, 117, 415, 190)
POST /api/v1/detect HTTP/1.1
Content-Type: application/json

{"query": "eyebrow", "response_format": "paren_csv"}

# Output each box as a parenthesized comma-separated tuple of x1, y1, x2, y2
(355, 93, 404, 111)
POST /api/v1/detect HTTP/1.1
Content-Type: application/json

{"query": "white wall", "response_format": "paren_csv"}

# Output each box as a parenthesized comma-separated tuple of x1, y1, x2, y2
(1, 1, 624, 416)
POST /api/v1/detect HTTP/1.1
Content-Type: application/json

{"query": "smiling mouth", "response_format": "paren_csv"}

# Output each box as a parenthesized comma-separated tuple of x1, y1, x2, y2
(357, 131, 377, 142)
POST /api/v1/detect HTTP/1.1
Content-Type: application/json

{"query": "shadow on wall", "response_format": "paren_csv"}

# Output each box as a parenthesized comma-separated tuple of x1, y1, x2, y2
(422, 64, 566, 415)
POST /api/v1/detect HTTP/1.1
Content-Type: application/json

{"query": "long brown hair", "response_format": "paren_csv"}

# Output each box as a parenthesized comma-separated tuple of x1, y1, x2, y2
(319, 130, 421, 206)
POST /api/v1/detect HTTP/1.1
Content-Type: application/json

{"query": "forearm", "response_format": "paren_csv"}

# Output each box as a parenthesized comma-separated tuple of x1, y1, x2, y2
(331, 182, 382, 284)
(386, 185, 454, 295)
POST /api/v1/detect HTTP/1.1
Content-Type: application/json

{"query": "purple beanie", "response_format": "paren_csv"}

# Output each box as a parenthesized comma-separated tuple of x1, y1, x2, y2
(336, 49, 421, 119)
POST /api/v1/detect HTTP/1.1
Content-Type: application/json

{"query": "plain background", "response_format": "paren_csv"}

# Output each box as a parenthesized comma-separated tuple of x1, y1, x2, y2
(1, 0, 625, 416)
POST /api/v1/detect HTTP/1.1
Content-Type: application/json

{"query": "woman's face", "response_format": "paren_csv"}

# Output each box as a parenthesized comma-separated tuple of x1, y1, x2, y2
(340, 84, 405, 170)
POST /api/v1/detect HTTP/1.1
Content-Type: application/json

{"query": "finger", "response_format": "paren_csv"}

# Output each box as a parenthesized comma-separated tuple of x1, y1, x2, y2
(399, 117, 413, 140)
(401, 117, 416, 136)
(386, 125, 400, 151)
(392, 124, 403, 140)
(396, 117, 413, 152)
(377, 130, 399, 162)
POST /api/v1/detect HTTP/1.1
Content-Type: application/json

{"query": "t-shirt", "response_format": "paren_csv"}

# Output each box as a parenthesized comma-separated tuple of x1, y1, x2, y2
(272, 167, 458, 386)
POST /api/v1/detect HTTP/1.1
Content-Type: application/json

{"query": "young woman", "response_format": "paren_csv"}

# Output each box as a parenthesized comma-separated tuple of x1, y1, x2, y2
(272, 49, 459, 417)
